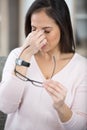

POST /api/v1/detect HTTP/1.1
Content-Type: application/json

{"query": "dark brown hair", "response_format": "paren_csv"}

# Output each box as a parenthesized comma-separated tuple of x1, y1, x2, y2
(25, 0, 75, 53)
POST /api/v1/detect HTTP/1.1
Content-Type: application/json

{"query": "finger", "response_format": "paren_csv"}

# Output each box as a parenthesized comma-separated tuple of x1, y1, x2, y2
(45, 84, 64, 99)
(46, 86, 64, 103)
(50, 82, 67, 96)
(44, 80, 67, 96)
(27, 30, 38, 39)
(44, 82, 60, 98)
(35, 30, 44, 38)
(37, 34, 46, 44)
(39, 39, 47, 48)
(45, 85, 59, 97)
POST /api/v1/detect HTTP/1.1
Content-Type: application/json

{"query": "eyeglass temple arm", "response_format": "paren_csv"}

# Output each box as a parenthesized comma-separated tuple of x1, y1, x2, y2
(14, 69, 43, 84)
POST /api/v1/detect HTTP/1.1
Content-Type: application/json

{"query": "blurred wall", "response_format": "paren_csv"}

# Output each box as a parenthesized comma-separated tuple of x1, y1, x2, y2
(0, 0, 25, 56)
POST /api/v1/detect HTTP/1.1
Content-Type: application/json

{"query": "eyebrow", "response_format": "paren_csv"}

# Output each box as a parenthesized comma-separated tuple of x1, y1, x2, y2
(42, 27, 52, 30)
(31, 25, 52, 30)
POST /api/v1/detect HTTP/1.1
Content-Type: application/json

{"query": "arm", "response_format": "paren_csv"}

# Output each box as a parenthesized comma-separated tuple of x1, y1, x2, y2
(43, 76, 87, 130)
(63, 75, 87, 130)
(0, 30, 47, 114)
(0, 49, 26, 113)
(0, 75, 26, 113)
(43, 80, 72, 122)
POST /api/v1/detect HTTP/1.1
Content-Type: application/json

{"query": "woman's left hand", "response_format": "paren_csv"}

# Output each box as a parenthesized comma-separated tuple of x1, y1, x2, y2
(43, 79, 67, 110)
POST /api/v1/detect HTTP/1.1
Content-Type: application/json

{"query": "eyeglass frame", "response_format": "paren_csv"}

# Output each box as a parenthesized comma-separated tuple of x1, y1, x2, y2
(14, 69, 43, 87)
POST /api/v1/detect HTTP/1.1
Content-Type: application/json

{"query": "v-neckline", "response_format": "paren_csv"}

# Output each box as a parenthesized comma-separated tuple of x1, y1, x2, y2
(32, 53, 77, 80)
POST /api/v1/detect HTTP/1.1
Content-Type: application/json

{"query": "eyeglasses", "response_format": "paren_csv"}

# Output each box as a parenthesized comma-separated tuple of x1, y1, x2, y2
(15, 56, 56, 87)
(15, 69, 43, 87)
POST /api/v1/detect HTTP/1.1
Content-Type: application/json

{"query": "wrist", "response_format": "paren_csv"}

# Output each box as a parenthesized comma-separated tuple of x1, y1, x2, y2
(56, 103, 72, 122)
(16, 58, 30, 67)
(19, 49, 33, 62)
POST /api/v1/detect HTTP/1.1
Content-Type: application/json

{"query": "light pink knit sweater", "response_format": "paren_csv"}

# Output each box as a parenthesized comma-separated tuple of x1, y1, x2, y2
(0, 48, 87, 130)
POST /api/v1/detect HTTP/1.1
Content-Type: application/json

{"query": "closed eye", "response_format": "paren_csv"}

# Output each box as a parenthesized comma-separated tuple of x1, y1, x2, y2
(44, 30, 50, 33)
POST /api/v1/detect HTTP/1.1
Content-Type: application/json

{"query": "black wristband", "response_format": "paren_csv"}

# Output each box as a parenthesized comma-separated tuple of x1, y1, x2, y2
(16, 58, 30, 67)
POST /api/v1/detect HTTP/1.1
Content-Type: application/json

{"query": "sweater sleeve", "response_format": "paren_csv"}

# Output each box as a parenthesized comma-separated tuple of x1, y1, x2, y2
(0, 76, 26, 114)
(0, 48, 26, 114)
(62, 69, 87, 130)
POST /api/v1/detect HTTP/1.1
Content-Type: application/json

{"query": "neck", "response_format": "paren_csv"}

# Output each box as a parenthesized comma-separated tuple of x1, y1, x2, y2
(36, 50, 61, 61)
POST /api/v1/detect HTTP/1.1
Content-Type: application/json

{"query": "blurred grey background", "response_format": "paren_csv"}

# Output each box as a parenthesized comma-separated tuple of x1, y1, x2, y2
(0, 0, 87, 57)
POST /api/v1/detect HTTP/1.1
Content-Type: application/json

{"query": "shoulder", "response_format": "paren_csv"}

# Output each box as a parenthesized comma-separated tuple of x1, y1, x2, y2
(2, 47, 22, 81)
(75, 52, 87, 60)
(3, 47, 22, 71)
(74, 53, 87, 66)
(72, 53, 87, 75)
(5, 47, 23, 66)
(67, 53, 87, 86)
(8, 47, 22, 58)
(4, 47, 22, 66)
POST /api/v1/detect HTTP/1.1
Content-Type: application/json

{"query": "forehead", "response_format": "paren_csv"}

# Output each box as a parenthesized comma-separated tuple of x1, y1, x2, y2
(31, 10, 56, 27)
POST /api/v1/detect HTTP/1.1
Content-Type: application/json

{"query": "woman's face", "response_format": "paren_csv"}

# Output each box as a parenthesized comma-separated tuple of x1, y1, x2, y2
(31, 10, 61, 54)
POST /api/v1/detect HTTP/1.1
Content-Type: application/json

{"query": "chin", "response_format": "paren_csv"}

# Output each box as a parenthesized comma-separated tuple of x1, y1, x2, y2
(41, 48, 49, 53)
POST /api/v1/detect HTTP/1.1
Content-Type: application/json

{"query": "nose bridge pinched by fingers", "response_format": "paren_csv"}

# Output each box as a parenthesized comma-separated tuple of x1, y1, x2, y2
(35, 30, 44, 38)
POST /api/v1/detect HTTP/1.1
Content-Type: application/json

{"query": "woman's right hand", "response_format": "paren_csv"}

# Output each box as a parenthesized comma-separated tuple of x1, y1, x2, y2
(21, 30, 47, 58)
(15, 30, 47, 75)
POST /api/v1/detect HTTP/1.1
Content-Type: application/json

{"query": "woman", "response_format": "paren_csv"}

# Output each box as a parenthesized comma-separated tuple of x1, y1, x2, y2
(0, 0, 87, 130)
